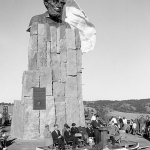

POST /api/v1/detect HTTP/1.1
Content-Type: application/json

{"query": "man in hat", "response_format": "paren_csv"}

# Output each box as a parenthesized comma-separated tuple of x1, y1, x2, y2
(52, 124, 65, 150)
(71, 123, 79, 136)
(64, 126, 79, 148)
(43, 124, 53, 148)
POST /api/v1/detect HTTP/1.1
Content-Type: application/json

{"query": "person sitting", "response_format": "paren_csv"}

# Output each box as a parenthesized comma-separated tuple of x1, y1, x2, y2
(52, 124, 65, 150)
(43, 124, 53, 148)
(71, 123, 79, 136)
(108, 122, 121, 145)
(64, 126, 79, 149)
(62, 123, 69, 137)
(78, 126, 89, 145)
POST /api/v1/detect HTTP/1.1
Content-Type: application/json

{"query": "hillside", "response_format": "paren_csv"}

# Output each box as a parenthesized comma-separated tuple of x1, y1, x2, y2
(83, 99, 150, 115)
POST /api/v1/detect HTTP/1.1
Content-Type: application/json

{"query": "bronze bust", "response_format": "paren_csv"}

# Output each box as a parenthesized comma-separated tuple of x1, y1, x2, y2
(27, 0, 67, 32)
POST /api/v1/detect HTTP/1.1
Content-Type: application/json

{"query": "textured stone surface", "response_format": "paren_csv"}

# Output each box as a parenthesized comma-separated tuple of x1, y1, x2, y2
(66, 28, 76, 49)
(60, 62, 66, 83)
(10, 100, 23, 139)
(22, 71, 39, 97)
(45, 23, 51, 41)
(37, 35, 47, 68)
(23, 97, 39, 140)
(65, 76, 78, 98)
(75, 29, 81, 49)
(28, 35, 38, 70)
(57, 25, 66, 54)
(55, 102, 66, 132)
(40, 96, 55, 137)
(40, 68, 52, 96)
(53, 82, 65, 102)
(77, 49, 82, 73)
(67, 50, 77, 76)
(38, 24, 46, 36)
(50, 26, 57, 53)
(47, 42, 51, 67)
(51, 53, 61, 82)
(30, 22, 38, 35)
(77, 73, 85, 126)
(60, 39, 67, 63)
(66, 98, 80, 127)
(12, 23, 85, 140)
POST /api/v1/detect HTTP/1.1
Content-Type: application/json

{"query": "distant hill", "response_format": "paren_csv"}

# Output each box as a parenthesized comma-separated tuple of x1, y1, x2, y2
(83, 99, 150, 115)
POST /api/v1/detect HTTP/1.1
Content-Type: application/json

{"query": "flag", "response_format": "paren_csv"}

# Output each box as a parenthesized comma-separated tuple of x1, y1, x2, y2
(65, 0, 96, 53)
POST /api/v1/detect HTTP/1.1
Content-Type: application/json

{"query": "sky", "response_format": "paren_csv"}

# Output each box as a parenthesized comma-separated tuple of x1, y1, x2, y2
(0, 0, 150, 103)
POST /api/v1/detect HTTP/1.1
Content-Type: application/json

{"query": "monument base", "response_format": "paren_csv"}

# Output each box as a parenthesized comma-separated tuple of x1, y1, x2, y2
(11, 23, 85, 140)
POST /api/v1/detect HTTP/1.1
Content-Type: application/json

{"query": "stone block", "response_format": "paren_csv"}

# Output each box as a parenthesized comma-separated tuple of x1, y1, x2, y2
(40, 96, 55, 137)
(77, 49, 82, 73)
(28, 35, 38, 70)
(22, 71, 39, 97)
(67, 50, 77, 76)
(40, 68, 52, 96)
(60, 62, 66, 83)
(50, 26, 57, 53)
(53, 82, 65, 102)
(75, 29, 81, 49)
(45, 23, 51, 41)
(10, 100, 23, 139)
(22, 97, 40, 140)
(77, 73, 82, 97)
(30, 22, 38, 35)
(55, 102, 66, 132)
(79, 99, 85, 127)
(51, 54, 61, 82)
(60, 39, 67, 63)
(65, 76, 78, 98)
(66, 28, 76, 49)
(38, 24, 45, 36)
(66, 99, 80, 127)
(57, 25, 66, 54)
(37, 35, 47, 69)
(47, 42, 51, 67)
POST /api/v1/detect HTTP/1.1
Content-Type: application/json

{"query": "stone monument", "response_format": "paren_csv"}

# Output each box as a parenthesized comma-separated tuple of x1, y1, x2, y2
(11, 0, 85, 140)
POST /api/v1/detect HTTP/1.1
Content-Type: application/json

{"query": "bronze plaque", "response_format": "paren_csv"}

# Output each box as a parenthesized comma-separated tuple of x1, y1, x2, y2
(33, 87, 46, 110)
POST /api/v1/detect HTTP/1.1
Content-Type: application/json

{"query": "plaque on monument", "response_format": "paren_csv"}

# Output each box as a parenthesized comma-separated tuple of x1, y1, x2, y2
(33, 87, 46, 110)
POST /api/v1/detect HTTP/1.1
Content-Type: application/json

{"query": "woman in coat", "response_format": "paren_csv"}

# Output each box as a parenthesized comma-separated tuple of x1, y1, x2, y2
(43, 124, 53, 148)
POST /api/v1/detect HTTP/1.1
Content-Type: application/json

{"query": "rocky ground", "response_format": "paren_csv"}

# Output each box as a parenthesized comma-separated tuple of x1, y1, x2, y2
(2, 126, 150, 150)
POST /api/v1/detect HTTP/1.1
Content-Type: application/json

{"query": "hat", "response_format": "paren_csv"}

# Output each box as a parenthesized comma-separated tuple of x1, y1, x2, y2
(72, 123, 76, 126)
(64, 123, 68, 127)
(66, 125, 70, 129)
(45, 124, 49, 127)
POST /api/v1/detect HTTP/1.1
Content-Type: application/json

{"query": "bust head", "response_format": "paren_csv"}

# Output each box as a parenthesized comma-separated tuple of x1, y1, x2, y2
(43, 0, 66, 22)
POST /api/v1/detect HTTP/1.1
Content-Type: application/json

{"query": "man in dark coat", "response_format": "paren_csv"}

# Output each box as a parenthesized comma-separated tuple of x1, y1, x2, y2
(92, 115, 104, 145)
(86, 123, 94, 138)
(71, 123, 79, 136)
(52, 124, 65, 150)
(64, 126, 79, 148)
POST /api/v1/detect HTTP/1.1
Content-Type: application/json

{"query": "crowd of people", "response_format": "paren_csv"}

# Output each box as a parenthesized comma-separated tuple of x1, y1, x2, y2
(43, 115, 107, 149)
(108, 115, 150, 137)
(43, 114, 150, 149)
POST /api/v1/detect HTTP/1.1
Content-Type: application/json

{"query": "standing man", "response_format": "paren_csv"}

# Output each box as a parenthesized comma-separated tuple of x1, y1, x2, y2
(52, 124, 65, 150)
(92, 115, 104, 145)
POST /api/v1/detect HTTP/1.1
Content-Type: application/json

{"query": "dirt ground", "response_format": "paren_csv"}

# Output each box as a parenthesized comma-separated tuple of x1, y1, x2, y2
(3, 126, 150, 150)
